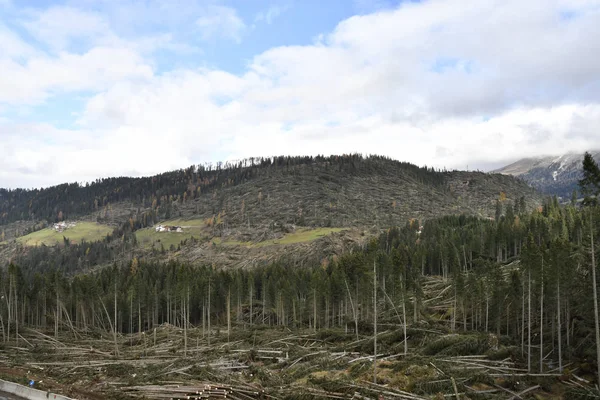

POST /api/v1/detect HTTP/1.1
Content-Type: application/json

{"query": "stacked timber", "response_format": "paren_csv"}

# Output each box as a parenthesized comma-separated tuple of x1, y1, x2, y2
(122, 383, 264, 399)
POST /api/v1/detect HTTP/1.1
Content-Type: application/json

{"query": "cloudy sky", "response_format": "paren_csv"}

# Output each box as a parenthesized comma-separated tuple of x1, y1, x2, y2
(1, 0, 599, 188)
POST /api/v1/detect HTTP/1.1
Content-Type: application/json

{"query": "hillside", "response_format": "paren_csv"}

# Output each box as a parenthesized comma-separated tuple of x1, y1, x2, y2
(0, 155, 543, 270)
(494, 151, 600, 200)
(15, 222, 113, 246)
(2, 202, 599, 400)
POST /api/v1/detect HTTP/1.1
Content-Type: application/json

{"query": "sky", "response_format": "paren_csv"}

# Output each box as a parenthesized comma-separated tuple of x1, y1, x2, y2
(1, 0, 599, 189)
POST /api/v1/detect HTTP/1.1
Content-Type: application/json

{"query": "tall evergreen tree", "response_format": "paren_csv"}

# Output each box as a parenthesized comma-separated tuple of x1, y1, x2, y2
(580, 152, 600, 206)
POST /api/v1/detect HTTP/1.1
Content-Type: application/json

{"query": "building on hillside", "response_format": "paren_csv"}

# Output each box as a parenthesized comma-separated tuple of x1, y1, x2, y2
(53, 221, 76, 232)
(155, 225, 183, 233)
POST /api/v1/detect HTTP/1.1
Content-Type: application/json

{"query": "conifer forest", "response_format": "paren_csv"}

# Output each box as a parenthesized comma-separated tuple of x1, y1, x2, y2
(1, 0, 598, 397)
(0, 154, 597, 399)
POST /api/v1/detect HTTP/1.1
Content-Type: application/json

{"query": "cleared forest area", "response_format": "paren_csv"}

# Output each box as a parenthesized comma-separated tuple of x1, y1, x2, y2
(2, 153, 600, 399)
(0, 275, 590, 400)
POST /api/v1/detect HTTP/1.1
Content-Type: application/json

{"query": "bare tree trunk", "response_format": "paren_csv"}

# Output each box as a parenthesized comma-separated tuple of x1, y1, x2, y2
(402, 286, 408, 354)
(528, 267, 532, 373)
(167, 287, 170, 325)
(521, 278, 525, 357)
(227, 287, 231, 343)
(129, 296, 133, 336)
(413, 288, 418, 323)
(99, 295, 119, 357)
(382, 288, 402, 324)
(187, 286, 190, 349)
(293, 298, 297, 329)
(557, 276, 562, 373)
(313, 289, 317, 333)
(566, 299, 570, 351)
(540, 257, 544, 373)
(237, 283, 241, 324)
(154, 286, 158, 329)
(0, 308, 5, 343)
(452, 288, 457, 332)
(208, 277, 211, 346)
(249, 284, 253, 325)
(373, 260, 377, 384)
(485, 295, 489, 332)
(14, 278, 17, 346)
(325, 298, 329, 329)
(344, 278, 359, 341)
(55, 286, 59, 338)
(7, 277, 11, 342)
(506, 304, 510, 335)
(590, 215, 600, 384)
(183, 287, 188, 358)
(463, 299, 467, 332)
(114, 279, 119, 356)
(43, 288, 47, 329)
(281, 293, 285, 327)
(61, 303, 77, 339)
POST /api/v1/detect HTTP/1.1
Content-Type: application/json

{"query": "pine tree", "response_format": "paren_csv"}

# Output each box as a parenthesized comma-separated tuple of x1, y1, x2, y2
(495, 200, 503, 222)
(579, 152, 600, 382)
(580, 152, 600, 206)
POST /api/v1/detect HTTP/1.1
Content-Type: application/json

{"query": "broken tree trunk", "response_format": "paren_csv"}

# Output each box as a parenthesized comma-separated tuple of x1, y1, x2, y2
(344, 278, 359, 341)
(590, 213, 600, 384)
(373, 259, 377, 384)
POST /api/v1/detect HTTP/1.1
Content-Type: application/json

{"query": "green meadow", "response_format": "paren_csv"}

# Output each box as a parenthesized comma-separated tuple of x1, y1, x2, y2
(17, 222, 113, 246)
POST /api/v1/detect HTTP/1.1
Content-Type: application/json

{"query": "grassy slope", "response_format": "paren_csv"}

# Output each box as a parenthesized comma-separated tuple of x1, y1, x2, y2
(135, 219, 208, 249)
(213, 227, 345, 247)
(16, 222, 113, 246)
(136, 218, 345, 250)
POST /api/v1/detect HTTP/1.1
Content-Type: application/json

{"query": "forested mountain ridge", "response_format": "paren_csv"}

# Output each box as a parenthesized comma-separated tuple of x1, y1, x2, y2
(494, 151, 600, 200)
(2, 195, 600, 399)
(1, 154, 541, 232)
(0, 155, 542, 272)
(0, 154, 598, 400)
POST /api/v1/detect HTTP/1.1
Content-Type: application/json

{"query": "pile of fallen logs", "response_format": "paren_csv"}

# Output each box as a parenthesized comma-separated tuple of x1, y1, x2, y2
(122, 383, 265, 399)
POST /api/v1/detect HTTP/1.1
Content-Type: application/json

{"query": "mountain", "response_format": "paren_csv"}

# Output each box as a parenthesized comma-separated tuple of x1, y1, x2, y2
(494, 151, 600, 200)
(0, 154, 542, 270)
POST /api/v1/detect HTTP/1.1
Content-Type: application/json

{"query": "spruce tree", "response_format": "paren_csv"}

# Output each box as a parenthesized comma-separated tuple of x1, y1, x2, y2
(580, 152, 600, 206)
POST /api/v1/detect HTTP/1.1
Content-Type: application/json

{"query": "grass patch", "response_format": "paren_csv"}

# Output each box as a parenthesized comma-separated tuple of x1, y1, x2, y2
(16, 222, 113, 246)
(216, 227, 345, 248)
(274, 227, 345, 245)
(154, 218, 206, 228)
(136, 223, 345, 251)
(135, 218, 207, 249)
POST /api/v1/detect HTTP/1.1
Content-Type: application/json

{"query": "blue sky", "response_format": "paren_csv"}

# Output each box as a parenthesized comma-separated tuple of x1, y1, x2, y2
(1, 0, 404, 128)
(0, 0, 599, 188)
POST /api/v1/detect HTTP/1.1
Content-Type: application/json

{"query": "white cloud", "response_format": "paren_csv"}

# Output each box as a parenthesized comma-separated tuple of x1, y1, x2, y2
(21, 6, 110, 51)
(0, 47, 153, 104)
(255, 4, 289, 24)
(196, 5, 246, 43)
(0, 23, 37, 59)
(0, 5, 190, 105)
(1, 0, 600, 188)
(353, 0, 395, 14)
(18, 5, 196, 56)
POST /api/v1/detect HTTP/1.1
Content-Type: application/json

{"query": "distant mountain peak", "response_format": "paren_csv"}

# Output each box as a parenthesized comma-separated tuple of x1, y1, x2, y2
(494, 151, 600, 199)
